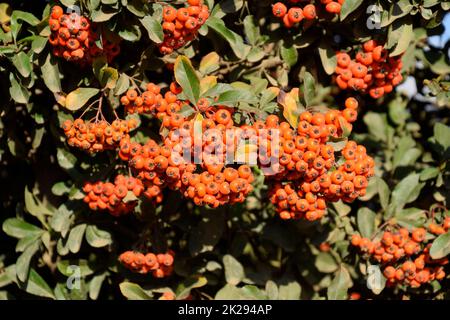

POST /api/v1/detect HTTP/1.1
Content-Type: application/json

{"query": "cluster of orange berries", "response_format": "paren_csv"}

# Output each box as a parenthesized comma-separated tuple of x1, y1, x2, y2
(268, 98, 374, 221)
(61, 118, 137, 153)
(82, 175, 144, 216)
(119, 99, 256, 207)
(335, 40, 403, 99)
(351, 226, 449, 288)
(120, 82, 182, 117)
(48, 6, 120, 64)
(119, 250, 174, 278)
(272, 0, 344, 28)
(119, 136, 192, 204)
(429, 216, 450, 235)
(159, 0, 210, 54)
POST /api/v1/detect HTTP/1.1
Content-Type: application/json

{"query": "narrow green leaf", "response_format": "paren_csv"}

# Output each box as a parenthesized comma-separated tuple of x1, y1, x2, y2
(357, 207, 376, 238)
(22, 268, 55, 299)
(68, 224, 86, 254)
(302, 71, 315, 107)
(318, 40, 337, 75)
(16, 241, 40, 282)
(41, 53, 61, 93)
(174, 55, 200, 105)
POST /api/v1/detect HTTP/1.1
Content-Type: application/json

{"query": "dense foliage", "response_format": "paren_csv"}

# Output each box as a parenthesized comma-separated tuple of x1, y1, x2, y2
(0, 0, 449, 300)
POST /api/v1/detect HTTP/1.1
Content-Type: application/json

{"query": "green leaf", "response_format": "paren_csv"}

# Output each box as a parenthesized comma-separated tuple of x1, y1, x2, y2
(9, 73, 29, 104)
(0, 266, 14, 289)
(318, 40, 337, 75)
(430, 233, 450, 260)
(24, 186, 52, 218)
(315, 252, 338, 273)
(243, 15, 260, 46)
(119, 282, 152, 300)
(206, 17, 250, 59)
(246, 47, 265, 63)
(211, 0, 244, 17)
(114, 74, 130, 96)
(51, 182, 71, 196)
(12, 52, 32, 78)
(10, 10, 40, 41)
(99, 67, 119, 89)
(90, 8, 118, 22)
(366, 265, 386, 295)
(22, 268, 55, 299)
(57, 148, 77, 170)
(50, 205, 73, 237)
(380, 0, 413, 27)
(363, 112, 388, 142)
(2, 218, 43, 239)
(281, 43, 298, 68)
(215, 284, 245, 300)
(140, 16, 164, 44)
(65, 88, 100, 111)
(387, 17, 414, 57)
(41, 53, 62, 93)
(357, 208, 376, 238)
(57, 259, 95, 277)
(434, 123, 450, 150)
(176, 276, 208, 300)
(278, 280, 301, 300)
(376, 177, 390, 211)
(327, 265, 352, 300)
(89, 272, 107, 300)
(265, 281, 278, 300)
(174, 56, 200, 105)
(16, 233, 43, 252)
(223, 255, 244, 286)
(395, 208, 427, 229)
(420, 167, 440, 181)
(31, 36, 48, 54)
(85, 225, 112, 248)
(391, 174, 424, 210)
(214, 90, 258, 107)
(67, 224, 87, 254)
(240, 285, 267, 300)
(16, 241, 40, 282)
(302, 71, 315, 107)
(340, 0, 364, 21)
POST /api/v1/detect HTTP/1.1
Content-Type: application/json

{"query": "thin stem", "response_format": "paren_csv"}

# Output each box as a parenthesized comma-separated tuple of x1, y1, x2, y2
(129, 77, 142, 95)
(78, 98, 100, 119)
(95, 96, 104, 123)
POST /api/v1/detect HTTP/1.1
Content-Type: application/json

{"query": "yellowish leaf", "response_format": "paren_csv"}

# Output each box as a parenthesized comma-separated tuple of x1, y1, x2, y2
(199, 52, 220, 75)
(278, 88, 302, 129)
(200, 76, 217, 95)
(53, 92, 66, 107)
(0, 3, 11, 24)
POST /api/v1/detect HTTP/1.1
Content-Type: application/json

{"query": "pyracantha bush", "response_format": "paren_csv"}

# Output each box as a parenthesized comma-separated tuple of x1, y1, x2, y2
(0, 0, 449, 302)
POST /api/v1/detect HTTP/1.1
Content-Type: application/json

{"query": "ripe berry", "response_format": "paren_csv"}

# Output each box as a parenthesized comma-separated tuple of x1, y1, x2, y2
(272, 2, 288, 18)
